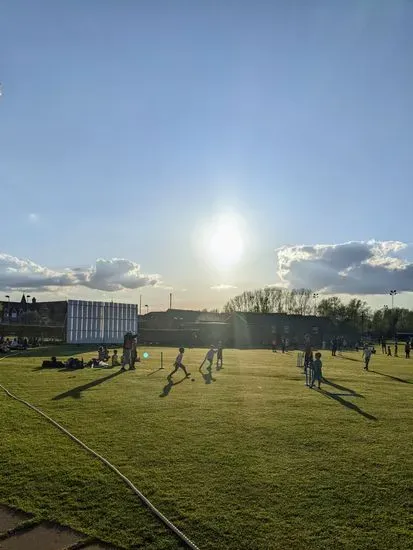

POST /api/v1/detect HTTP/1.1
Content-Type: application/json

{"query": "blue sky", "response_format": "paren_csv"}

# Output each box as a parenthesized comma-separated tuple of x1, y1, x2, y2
(1, 1, 413, 310)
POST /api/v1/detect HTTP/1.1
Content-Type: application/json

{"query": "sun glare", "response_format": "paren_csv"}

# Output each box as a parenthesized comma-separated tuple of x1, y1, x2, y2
(207, 215, 244, 270)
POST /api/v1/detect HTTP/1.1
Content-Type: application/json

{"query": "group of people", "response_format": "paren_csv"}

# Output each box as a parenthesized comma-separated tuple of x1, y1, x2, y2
(303, 345, 323, 389)
(92, 336, 140, 370)
(167, 343, 224, 380)
(380, 338, 411, 358)
(0, 336, 41, 353)
(271, 338, 288, 353)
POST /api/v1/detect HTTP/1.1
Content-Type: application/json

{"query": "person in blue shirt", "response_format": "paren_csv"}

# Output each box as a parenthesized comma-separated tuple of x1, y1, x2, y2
(310, 352, 323, 389)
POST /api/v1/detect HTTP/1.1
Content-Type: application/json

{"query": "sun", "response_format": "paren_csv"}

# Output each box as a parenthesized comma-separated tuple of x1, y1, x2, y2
(207, 215, 244, 270)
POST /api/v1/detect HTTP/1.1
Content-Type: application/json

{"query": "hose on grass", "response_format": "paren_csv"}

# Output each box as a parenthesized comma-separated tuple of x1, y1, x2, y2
(0, 353, 200, 550)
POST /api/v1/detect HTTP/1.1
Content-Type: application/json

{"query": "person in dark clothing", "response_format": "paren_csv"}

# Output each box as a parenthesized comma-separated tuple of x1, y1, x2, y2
(331, 339, 337, 357)
(304, 345, 313, 387)
(310, 352, 323, 389)
(216, 342, 224, 369)
(381, 338, 386, 354)
(405, 341, 410, 359)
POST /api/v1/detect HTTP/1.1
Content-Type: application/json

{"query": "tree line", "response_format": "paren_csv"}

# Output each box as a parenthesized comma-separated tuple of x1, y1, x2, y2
(222, 287, 413, 336)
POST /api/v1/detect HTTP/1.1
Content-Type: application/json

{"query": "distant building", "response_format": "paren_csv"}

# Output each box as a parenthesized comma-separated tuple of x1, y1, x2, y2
(0, 298, 356, 347)
(138, 308, 344, 348)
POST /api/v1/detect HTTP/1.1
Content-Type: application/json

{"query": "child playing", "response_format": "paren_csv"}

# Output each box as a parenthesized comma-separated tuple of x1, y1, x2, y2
(200, 345, 216, 370)
(216, 342, 224, 369)
(310, 352, 323, 389)
(363, 345, 372, 370)
(304, 345, 314, 386)
(111, 350, 120, 367)
(168, 347, 191, 379)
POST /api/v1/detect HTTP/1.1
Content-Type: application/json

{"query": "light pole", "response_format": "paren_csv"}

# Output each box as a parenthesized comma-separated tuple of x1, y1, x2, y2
(139, 295, 142, 316)
(145, 304, 149, 315)
(5, 295, 10, 324)
(390, 290, 397, 342)
(390, 289, 397, 310)
(313, 293, 319, 316)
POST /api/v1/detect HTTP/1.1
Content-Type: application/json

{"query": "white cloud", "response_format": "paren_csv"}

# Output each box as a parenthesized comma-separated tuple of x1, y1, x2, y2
(275, 240, 413, 294)
(0, 254, 161, 292)
(210, 284, 237, 291)
(28, 213, 39, 223)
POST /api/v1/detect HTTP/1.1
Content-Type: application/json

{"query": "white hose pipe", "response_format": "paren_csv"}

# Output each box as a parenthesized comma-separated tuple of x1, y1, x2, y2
(0, 353, 200, 550)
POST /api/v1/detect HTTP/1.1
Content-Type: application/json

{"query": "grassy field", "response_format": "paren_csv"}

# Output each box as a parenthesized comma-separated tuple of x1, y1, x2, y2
(0, 346, 412, 549)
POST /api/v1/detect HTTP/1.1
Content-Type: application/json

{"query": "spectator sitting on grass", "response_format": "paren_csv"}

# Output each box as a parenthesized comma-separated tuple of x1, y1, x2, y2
(111, 350, 120, 367)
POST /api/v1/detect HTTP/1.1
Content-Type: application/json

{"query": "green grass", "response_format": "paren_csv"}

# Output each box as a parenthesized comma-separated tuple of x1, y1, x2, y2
(0, 347, 412, 549)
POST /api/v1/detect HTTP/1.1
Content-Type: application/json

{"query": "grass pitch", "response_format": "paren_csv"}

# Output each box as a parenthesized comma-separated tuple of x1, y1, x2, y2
(0, 346, 412, 549)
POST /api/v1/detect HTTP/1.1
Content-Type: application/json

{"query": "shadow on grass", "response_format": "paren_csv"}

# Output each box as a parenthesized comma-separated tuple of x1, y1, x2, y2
(370, 370, 412, 384)
(52, 370, 125, 400)
(338, 354, 363, 363)
(11, 345, 99, 359)
(199, 365, 216, 384)
(159, 376, 187, 397)
(147, 368, 164, 376)
(318, 389, 377, 421)
(322, 378, 364, 398)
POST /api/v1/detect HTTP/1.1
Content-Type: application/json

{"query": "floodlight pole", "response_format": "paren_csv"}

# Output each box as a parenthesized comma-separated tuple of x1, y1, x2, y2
(390, 290, 397, 342)
(313, 293, 318, 316)
(139, 295, 142, 316)
(169, 293, 172, 310)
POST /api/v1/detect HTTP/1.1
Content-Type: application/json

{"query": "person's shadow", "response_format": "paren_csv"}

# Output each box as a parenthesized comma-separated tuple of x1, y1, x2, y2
(52, 370, 125, 400)
(339, 354, 363, 363)
(199, 366, 216, 384)
(322, 378, 364, 398)
(159, 376, 186, 397)
(318, 389, 377, 421)
(370, 370, 412, 384)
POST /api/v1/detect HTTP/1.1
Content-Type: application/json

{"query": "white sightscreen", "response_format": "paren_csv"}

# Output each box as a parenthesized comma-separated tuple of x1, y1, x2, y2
(66, 300, 138, 344)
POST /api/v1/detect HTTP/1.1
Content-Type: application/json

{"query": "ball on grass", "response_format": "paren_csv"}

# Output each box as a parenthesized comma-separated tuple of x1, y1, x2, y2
(143, 352, 149, 359)
(191, 378, 195, 382)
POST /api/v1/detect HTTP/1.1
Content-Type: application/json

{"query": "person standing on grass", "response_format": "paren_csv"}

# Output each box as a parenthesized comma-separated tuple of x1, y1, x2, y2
(331, 338, 337, 357)
(387, 345, 392, 356)
(394, 341, 398, 357)
(362, 345, 372, 371)
(216, 342, 224, 368)
(121, 331, 134, 371)
(381, 338, 386, 354)
(130, 337, 138, 370)
(304, 345, 314, 387)
(168, 347, 191, 379)
(405, 341, 411, 359)
(310, 352, 323, 389)
(200, 345, 216, 370)
(272, 339, 277, 353)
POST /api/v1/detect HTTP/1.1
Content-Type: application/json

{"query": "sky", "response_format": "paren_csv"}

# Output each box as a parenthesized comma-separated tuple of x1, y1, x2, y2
(1, 0, 413, 312)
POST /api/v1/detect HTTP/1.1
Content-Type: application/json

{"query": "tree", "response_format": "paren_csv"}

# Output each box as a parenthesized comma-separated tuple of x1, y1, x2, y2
(223, 287, 313, 315)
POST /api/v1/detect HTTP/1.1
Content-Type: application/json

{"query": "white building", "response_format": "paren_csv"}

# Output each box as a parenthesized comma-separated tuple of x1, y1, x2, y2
(66, 300, 138, 344)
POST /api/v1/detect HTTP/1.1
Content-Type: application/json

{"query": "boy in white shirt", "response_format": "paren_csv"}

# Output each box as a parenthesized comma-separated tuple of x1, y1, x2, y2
(200, 345, 216, 371)
(362, 345, 372, 371)
(168, 347, 191, 379)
